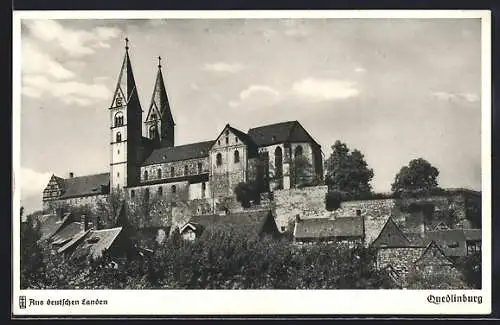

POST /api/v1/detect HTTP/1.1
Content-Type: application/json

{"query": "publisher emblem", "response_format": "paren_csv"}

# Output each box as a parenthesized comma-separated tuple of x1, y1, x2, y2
(19, 296, 26, 309)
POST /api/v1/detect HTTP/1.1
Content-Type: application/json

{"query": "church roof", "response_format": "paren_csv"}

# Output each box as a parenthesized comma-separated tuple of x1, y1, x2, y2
(248, 120, 320, 147)
(58, 173, 110, 199)
(143, 140, 215, 165)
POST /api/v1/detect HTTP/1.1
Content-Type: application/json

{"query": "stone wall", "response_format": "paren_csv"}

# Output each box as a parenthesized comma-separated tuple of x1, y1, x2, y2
(43, 194, 108, 214)
(140, 157, 209, 183)
(377, 247, 424, 283)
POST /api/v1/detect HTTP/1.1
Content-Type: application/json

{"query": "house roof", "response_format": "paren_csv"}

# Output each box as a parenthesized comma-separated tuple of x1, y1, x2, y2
(55, 173, 110, 199)
(37, 214, 65, 241)
(464, 229, 481, 241)
(188, 209, 274, 234)
(294, 216, 364, 241)
(370, 217, 412, 248)
(143, 140, 214, 165)
(71, 227, 123, 260)
(421, 229, 467, 257)
(50, 222, 84, 245)
(414, 241, 455, 266)
(247, 120, 320, 147)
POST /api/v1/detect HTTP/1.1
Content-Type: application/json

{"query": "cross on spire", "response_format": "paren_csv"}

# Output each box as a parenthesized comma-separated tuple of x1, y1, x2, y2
(158, 56, 162, 68)
(125, 37, 129, 51)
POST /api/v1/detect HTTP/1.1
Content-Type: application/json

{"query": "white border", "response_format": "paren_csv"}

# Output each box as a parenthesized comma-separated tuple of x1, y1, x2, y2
(12, 10, 492, 316)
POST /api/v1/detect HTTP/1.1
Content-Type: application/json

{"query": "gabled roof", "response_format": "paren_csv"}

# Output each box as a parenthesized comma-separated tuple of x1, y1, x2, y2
(37, 214, 65, 241)
(71, 227, 123, 260)
(50, 222, 84, 245)
(211, 124, 258, 151)
(188, 209, 274, 234)
(424, 229, 467, 257)
(57, 173, 110, 199)
(414, 241, 455, 266)
(371, 217, 412, 248)
(247, 120, 320, 147)
(294, 216, 364, 241)
(464, 229, 481, 241)
(143, 140, 214, 165)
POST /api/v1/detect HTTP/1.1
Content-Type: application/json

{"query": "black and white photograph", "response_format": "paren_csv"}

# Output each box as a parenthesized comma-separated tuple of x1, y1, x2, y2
(13, 10, 491, 316)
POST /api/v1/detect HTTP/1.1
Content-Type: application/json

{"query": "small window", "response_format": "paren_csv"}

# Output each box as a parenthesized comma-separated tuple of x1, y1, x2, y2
(117, 149, 120, 155)
(149, 125, 157, 139)
(218, 140, 220, 145)
(234, 150, 240, 163)
(294, 145, 303, 158)
(225, 130, 230, 136)
(184, 165, 189, 176)
(281, 226, 286, 232)
(144, 170, 149, 181)
(145, 188, 150, 200)
(198, 162, 203, 174)
(116, 132, 122, 142)
(117, 172, 120, 178)
(158, 187, 163, 196)
(115, 93, 123, 107)
(202, 182, 206, 190)
(225, 137, 229, 145)
(216, 153, 222, 166)
(157, 168, 162, 179)
(131, 190, 135, 199)
(151, 113, 157, 120)
(170, 167, 175, 177)
(235, 137, 239, 143)
(172, 185, 177, 193)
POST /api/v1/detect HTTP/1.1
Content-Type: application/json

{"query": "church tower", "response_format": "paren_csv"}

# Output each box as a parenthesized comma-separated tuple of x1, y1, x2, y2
(144, 56, 175, 147)
(109, 39, 144, 191)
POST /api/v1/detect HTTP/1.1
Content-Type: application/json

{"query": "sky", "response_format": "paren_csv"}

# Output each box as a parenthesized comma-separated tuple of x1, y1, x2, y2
(18, 17, 483, 214)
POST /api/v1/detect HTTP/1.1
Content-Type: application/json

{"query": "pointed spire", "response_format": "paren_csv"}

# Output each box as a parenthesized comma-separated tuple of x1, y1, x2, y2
(147, 56, 174, 125)
(110, 38, 140, 110)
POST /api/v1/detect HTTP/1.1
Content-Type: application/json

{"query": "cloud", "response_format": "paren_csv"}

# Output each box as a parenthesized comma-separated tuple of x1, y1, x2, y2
(20, 167, 51, 197)
(203, 62, 246, 73)
(23, 20, 121, 57)
(23, 74, 111, 106)
(292, 78, 360, 101)
(432, 91, 480, 103)
(22, 41, 75, 80)
(229, 85, 280, 109)
(355, 67, 367, 73)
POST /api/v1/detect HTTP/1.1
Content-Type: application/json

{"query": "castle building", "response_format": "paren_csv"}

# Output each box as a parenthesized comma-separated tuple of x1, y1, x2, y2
(42, 40, 324, 212)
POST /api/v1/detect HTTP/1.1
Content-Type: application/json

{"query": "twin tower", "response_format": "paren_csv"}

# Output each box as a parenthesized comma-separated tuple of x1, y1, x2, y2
(109, 39, 175, 191)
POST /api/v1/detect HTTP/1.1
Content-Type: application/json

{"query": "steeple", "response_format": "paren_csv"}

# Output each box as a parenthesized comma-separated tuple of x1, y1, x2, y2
(145, 55, 175, 147)
(110, 38, 141, 110)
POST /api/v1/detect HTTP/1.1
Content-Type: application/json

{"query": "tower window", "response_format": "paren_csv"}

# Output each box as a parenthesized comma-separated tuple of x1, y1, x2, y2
(218, 140, 220, 145)
(157, 168, 162, 179)
(170, 166, 175, 177)
(117, 172, 120, 178)
(158, 186, 163, 196)
(144, 170, 149, 181)
(225, 137, 229, 145)
(172, 185, 177, 193)
(131, 190, 135, 199)
(151, 113, 157, 120)
(115, 93, 123, 106)
(184, 165, 189, 176)
(116, 132, 122, 142)
(235, 137, 238, 143)
(234, 150, 240, 163)
(216, 153, 222, 166)
(198, 162, 203, 174)
(114, 112, 124, 127)
(149, 125, 157, 139)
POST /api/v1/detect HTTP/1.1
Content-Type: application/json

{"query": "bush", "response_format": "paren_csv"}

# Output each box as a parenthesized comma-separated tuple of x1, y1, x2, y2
(325, 191, 343, 211)
(234, 181, 260, 208)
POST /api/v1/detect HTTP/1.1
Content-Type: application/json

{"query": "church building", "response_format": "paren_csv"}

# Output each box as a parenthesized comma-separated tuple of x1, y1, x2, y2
(42, 40, 324, 213)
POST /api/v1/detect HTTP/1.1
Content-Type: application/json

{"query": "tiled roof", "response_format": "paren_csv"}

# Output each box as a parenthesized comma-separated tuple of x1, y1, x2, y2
(189, 209, 273, 234)
(143, 140, 214, 165)
(424, 229, 467, 257)
(294, 216, 364, 241)
(57, 229, 91, 254)
(464, 229, 481, 241)
(50, 222, 84, 245)
(371, 217, 412, 248)
(37, 214, 64, 241)
(58, 173, 110, 199)
(247, 120, 319, 147)
(71, 227, 123, 260)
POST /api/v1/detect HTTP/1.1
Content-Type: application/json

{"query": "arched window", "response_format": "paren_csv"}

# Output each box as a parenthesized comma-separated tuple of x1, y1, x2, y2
(171, 185, 177, 194)
(198, 162, 203, 174)
(295, 145, 303, 158)
(275, 146, 283, 178)
(234, 150, 240, 163)
(149, 125, 157, 139)
(116, 132, 122, 143)
(145, 188, 150, 200)
(170, 166, 175, 177)
(202, 182, 206, 198)
(157, 168, 162, 179)
(184, 165, 189, 176)
(158, 187, 163, 196)
(216, 153, 222, 166)
(114, 112, 124, 127)
(144, 170, 149, 181)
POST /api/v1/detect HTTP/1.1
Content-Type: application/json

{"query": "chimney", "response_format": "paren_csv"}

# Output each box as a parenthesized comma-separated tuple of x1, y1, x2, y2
(295, 214, 301, 223)
(80, 214, 89, 231)
(69, 172, 74, 179)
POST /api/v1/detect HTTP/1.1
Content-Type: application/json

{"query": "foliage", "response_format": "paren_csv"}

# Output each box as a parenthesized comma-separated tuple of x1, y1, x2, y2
(234, 181, 261, 208)
(290, 155, 320, 188)
(20, 213, 45, 289)
(405, 268, 469, 290)
(324, 141, 374, 200)
(391, 158, 441, 198)
(455, 252, 482, 289)
(325, 191, 343, 211)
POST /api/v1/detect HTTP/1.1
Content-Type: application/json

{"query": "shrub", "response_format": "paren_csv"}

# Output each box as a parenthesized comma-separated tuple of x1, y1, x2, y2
(234, 181, 260, 208)
(325, 191, 343, 211)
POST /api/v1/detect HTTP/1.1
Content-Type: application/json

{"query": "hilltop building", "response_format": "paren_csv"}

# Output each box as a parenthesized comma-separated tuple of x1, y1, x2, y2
(42, 40, 323, 212)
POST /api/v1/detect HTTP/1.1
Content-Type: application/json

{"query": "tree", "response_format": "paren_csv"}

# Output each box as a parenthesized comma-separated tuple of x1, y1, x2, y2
(234, 181, 260, 208)
(391, 158, 440, 197)
(20, 212, 44, 289)
(290, 155, 319, 188)
(324, 141, 374, 200)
